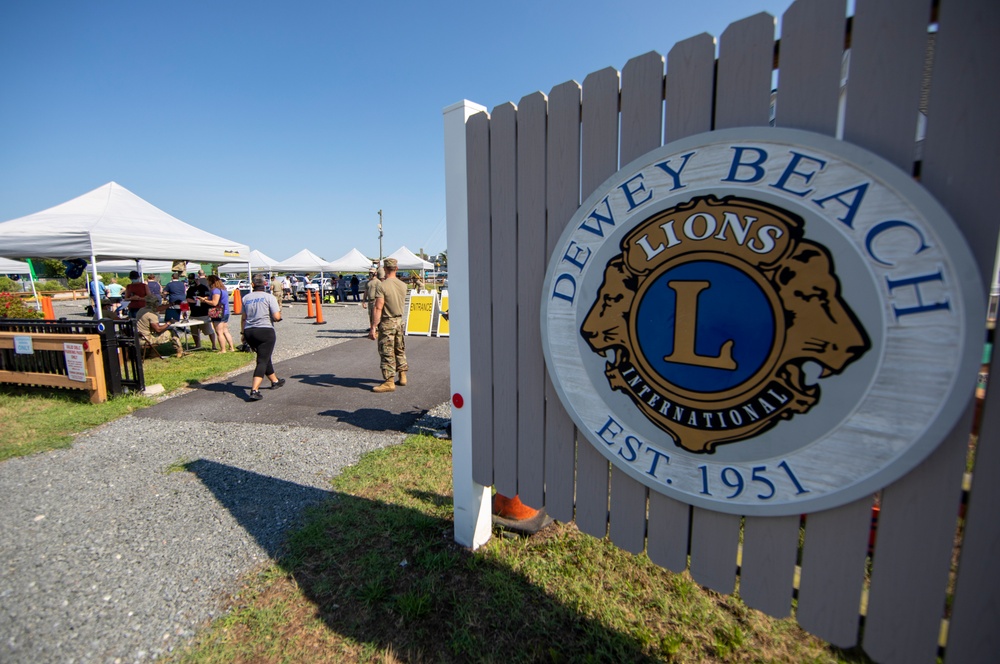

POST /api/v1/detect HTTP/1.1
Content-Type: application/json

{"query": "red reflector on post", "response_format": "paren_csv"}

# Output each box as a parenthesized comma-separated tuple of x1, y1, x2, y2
(452, 393, 464, 408)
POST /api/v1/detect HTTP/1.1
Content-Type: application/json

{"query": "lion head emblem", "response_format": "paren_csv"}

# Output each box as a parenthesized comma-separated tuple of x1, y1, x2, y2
(581, 195, 870, 453)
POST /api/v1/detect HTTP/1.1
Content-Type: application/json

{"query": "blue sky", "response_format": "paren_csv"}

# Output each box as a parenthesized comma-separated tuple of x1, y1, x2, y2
(0, 0, 804, 263)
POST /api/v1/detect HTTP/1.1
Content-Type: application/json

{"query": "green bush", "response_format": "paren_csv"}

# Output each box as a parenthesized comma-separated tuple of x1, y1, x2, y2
(0, 277, 22, 293)
(35, 280, 66, 292)
(0, 293, 43, 319)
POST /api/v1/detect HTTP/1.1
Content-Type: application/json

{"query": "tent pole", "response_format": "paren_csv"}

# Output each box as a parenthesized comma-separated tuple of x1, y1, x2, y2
(25, 259, 40, 311)
(90, 254, 100, 320)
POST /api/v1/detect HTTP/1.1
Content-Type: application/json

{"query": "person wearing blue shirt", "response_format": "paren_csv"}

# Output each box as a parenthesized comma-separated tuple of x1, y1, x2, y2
(88, 275, 106, 315)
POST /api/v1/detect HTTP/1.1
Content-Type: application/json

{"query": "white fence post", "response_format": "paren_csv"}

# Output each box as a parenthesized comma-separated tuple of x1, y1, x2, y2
(443, 100, 492, 549)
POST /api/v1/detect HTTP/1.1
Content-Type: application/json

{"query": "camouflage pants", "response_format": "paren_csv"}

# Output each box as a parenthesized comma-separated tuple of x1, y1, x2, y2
(377, 317, 407, 380)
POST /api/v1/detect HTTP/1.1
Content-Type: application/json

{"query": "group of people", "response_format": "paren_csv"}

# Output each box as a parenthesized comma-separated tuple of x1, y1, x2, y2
(130, 270, 243, 357)
(96, 259, 411, 401)
(236, 257, 409, 402)
(274, 274, 363, 303)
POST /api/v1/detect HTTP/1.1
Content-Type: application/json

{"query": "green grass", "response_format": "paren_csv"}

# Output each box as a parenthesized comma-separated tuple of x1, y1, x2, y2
(169, 435, 872, 664)
(0, 346, 252, 461)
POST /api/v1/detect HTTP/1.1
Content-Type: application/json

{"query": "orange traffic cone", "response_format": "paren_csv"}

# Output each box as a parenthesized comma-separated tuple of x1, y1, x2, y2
(314, 295, 326, 325)
(492, 493, 553, 535)
(493, 494, 540, 520)
(42, 296, 55, 320)
(306, 288, 315, 319)
(232, 287, 243, 315)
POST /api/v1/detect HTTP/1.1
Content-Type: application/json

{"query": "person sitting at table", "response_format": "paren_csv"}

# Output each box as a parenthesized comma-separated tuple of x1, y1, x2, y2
(136, 294, 183, 358)
(162, 271, 188, 322)
(185, 273, 218, 350)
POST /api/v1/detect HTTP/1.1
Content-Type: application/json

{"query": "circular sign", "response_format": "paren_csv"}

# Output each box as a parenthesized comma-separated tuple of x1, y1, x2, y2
(540, 128, 984, 516)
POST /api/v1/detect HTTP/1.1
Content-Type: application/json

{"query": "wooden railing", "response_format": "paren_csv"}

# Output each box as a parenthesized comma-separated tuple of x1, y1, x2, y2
(0, 332, 107, 403)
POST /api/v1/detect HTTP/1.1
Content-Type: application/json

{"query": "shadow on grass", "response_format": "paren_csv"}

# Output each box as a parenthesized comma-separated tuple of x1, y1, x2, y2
(188, 459, 666, 662)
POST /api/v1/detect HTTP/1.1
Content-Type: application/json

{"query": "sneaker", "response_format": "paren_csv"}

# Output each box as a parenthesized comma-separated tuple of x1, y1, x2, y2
(270, 378, 286, 389)
(248, 390, 263, 401)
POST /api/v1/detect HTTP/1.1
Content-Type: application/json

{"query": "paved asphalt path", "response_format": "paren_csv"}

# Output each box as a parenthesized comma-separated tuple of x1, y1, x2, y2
(139, 335, 451, 431)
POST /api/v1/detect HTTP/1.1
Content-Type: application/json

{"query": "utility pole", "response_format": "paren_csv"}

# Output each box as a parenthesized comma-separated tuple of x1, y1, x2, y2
(378, 209, 383, 264)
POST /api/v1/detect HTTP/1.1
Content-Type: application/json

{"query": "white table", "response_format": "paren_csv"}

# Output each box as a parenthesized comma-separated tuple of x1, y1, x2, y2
(166, 318, 208, 351)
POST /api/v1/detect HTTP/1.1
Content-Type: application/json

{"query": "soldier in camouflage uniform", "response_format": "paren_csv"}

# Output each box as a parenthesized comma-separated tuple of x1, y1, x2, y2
(368, 258, 408, 392)
(361, 266, 381, 331)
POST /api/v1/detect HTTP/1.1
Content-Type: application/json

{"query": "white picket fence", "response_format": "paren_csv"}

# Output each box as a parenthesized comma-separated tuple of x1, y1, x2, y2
(443, 1, 999, 661)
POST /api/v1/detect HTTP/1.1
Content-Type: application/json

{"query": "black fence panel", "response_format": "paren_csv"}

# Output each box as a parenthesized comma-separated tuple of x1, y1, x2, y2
(0, 317, 145, 395)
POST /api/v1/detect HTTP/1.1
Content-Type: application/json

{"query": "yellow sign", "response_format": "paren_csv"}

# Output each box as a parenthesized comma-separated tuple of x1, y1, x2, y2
(405, 292, 435, 336)
(436, 293, 449, 337)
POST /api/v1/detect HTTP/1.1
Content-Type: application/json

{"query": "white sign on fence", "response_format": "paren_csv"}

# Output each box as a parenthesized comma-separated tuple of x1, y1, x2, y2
(14, 336, 33, 354)
(541, 127, 984, 516)
(63, 342, 87, 383)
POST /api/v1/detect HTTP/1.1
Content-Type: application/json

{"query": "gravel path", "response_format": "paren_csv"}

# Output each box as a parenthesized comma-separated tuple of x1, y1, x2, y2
(0, 298, 451, 663)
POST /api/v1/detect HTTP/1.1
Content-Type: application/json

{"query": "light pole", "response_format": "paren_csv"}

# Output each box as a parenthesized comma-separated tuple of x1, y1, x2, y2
(378, 209, 383, 264)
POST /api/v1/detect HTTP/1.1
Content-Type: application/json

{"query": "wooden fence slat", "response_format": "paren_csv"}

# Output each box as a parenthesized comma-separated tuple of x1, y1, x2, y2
(715, 12, 775, 129)
(646, 492, 690, 573)
(516, 92, 548, 507)
(842, 0, 931, 172)
(796, 498, 871, 646)
(740, 516, 799, 617)
(646, 33, 716, 570)
(948, 393, 1000, 663)
(489, 102, 519, 497)
(922, 3, 1000, 661)
(689, 509, 741, 593)
(619, 50, 664, 164)
(665, 33, 715, 142)
(865, 423, 972, 663)
(752, 0, 846, 627)
(774, 0, 846, 134)
(574, 66, 621, 539)
(607, 51, 664, 554)
(543, 80, 582, 523)
(580, 66, 621, 194)
(466, 111, 494, 486)
(688, 10, 776, 597)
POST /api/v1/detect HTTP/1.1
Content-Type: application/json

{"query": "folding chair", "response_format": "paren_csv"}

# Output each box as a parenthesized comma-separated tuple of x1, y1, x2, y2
(140, 336, 164, 360)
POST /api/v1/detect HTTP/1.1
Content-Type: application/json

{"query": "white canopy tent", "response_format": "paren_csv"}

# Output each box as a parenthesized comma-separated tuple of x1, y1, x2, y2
(0, 182, 250, 318)
(326, 248, 374, 273)
(386, 246, 433, 270)
(0, 258, 31, 274)
(273, 249, 334, 273)
(218, 249, 281, 274)
(0, 257, 38, 306)
(0, 182, 249, 263)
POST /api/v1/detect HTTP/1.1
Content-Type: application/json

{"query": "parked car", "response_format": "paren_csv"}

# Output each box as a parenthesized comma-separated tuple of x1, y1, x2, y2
(224, 279, 248, 295)
(306, 277, 333, 291)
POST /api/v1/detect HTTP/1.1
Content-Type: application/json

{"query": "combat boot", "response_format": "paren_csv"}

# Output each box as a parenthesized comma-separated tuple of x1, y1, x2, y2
(372, 379, 396, 393)
(397, 370, 408, 386)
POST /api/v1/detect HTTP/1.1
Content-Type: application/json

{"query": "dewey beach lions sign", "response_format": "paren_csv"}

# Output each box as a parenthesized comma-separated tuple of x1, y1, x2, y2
(541, 128, 984, 516)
